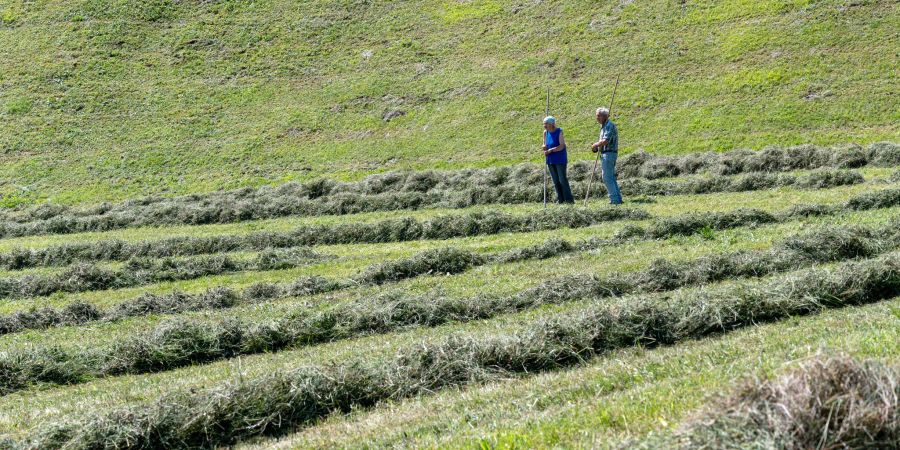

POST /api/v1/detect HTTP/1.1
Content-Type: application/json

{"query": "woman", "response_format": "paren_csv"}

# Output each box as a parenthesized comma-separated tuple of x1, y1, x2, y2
(542, 116, 574, 204)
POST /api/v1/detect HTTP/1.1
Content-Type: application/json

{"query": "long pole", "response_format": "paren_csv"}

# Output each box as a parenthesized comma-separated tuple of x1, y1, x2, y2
(583, 76, 620, 207)
(543, 88, 550, 208)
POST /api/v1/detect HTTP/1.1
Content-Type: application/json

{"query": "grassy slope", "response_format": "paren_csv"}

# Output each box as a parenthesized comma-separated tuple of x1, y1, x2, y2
(1, 0, 898, 206)
(0, 0, 898, 446)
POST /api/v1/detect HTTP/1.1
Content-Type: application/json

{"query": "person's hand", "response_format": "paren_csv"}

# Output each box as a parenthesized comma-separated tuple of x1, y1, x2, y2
(541, 144, 548, 151)
(591, 142, 600, 153)
(543, 150, 551, 156)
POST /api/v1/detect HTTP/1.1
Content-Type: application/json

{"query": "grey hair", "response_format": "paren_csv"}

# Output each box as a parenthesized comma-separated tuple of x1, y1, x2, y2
(596, 107, 610, 116)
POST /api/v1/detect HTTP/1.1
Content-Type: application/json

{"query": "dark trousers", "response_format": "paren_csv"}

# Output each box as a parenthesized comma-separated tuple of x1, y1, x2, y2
(547, 164, 574, 204)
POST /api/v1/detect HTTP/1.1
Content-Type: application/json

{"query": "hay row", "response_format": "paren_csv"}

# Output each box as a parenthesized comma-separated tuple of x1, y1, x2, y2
(0, 207, 647, 270)
(1, 223, 895, 398)
(2, 188, 896, 333)
(0, 243, 583, 336)
(20, 251, 900, 449)
(0, 247, 326, 300)
(0, 144, 890, 239)
(6, 141, 896, 225)
(652, 356, 898, 449)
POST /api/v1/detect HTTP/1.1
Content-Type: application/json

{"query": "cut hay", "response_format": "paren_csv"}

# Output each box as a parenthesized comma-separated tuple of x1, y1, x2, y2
(22, 253, 900, 449)
(1, 223, 896, 397)
(0, 142, 893, 239)
(673, 356, 898, 449)
(0, 207, 647, 270)
(0, 248, 327, 300)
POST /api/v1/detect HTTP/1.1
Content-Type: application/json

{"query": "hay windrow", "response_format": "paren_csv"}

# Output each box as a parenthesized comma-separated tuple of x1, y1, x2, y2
(645, 187, 900, 239)
(0, 142, 893, 239)
(0, 207, 648, 270)
(21, 252, 900, 449)
(0, 237, 581, 337)
(0, 301, 101, 335)
(846, 187, 900, 211)
(0, 247, 327, 300)
(357, 247, 486, 285)
(1, 223, 896, 398)
(0, 235, 584, 337)
(646, 208, 778, 239)
(1, 187, 896, 335)
(669, 356, 898, 449)
(611, 169, 862, 198)
(617, 142, 898, 179)
(794, 169, 864, 189)
(11, 175, 889, 273)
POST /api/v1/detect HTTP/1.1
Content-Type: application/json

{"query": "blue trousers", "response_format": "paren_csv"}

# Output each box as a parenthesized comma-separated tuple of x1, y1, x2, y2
(547, 164, 574, 204)
(601, 152, 623, 204)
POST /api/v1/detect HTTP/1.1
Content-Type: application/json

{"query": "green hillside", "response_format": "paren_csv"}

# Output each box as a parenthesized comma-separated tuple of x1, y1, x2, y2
(1, 1, 899, 448)
(1, 0, 897, 206)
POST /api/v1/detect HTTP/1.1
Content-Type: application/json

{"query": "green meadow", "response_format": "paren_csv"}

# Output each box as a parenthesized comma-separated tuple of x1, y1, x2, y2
(0, 0, 897, 448)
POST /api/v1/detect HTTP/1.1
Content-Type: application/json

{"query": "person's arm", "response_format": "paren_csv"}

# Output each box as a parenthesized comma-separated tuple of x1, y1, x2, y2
(591, 124, 610, 152)
(552, 130, 566, 153)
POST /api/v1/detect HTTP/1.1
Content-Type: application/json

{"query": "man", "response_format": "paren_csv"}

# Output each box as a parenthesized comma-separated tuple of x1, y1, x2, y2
(590, 107, 622, 205)
(541, 116, 574, 204)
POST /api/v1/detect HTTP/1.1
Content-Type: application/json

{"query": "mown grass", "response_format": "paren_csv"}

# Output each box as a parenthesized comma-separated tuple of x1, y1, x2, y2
(0, 247, 327, 300)
(0, 169, 891, 447)
(661, 355, 898, 449)
(16, 252, 900, 447)
(0, 286, 598, 438)
(0, 165, 891, 269)
(1, 183, 898, 320)
(249, 298, 899, 450)
(1, 221, 891, 396)
(0, 176, 891, 254)
(1, 204, 896, 352)
(0, 207, 645, 270)
(0, 258, 893, 442)
(0, 149, 883, 238)
(2, 195, 896, 338)
(0, 195, 891, 446)
(0, 0, 897, 206)
(0, 220, 640, 315)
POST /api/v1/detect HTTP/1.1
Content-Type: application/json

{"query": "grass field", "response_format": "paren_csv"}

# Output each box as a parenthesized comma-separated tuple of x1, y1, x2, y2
(1, 0, 899, 448)
(1, 0, 898, 206)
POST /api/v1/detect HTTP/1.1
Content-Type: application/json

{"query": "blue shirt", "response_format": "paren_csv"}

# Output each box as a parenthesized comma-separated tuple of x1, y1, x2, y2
(544, 127, 567, 165)
(599, 120, 618, 153)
